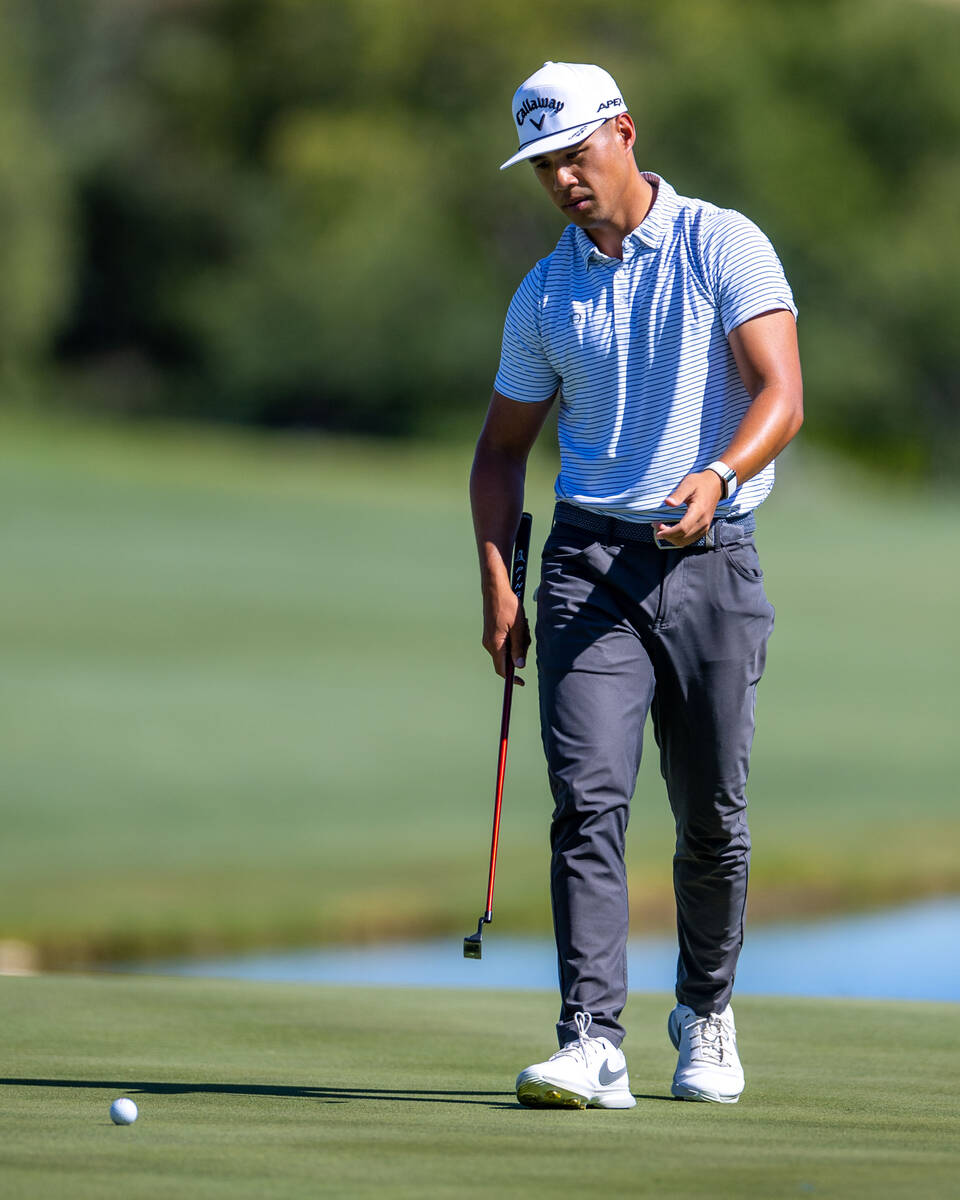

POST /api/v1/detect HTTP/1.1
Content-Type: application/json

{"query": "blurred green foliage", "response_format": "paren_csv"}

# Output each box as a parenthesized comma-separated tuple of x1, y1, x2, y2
(0, 3, 71, 375)
(2, 0, 959, 468)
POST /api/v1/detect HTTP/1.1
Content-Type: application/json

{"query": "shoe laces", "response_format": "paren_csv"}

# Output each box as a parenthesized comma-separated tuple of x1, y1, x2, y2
(549, 1010, 598, 1065)
(684, 1012, 732, 1066)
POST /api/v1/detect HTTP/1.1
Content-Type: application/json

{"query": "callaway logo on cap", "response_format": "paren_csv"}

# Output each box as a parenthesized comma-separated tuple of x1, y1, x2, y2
(500, 61, 627, 170)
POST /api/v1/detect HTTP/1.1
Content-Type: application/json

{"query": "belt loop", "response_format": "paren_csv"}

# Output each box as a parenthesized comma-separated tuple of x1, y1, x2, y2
(705, 523, 716, 550)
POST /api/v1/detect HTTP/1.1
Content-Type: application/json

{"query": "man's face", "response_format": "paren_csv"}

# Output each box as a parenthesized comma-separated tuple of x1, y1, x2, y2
(529, 117, 635, 228)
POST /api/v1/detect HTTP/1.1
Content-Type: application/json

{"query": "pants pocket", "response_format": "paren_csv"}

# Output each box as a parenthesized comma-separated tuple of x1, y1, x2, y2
(721, 538, 764, 582)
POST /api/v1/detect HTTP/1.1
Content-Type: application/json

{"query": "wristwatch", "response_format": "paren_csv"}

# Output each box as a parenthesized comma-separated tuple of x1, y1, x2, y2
(706, 460, 738, 500)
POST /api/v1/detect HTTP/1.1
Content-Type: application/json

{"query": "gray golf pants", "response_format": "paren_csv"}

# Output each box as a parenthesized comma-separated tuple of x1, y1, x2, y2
(535, 508, 775, 1048)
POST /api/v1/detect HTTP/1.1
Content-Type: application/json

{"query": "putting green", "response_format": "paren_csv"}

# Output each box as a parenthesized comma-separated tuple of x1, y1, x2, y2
(2, 974, 958, 1198)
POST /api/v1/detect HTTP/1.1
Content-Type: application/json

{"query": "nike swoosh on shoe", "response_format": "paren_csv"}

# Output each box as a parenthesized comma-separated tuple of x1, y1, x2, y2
(597, 1061, 627, 1086)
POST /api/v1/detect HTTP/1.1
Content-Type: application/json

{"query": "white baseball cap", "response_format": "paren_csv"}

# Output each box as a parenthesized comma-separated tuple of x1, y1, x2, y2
(500, 61, 628, 171)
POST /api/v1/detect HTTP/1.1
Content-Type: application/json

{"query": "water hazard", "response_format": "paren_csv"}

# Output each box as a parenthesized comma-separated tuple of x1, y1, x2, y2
(120, 896, 960, 1002)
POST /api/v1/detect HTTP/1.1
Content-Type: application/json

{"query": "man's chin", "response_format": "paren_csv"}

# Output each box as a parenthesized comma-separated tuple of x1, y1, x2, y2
(563, 205, 599, 228)
(562, 199, 594, 219)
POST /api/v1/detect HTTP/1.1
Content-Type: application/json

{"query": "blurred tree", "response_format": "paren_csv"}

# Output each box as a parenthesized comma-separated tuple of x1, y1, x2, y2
(3, 0, 958, 470)
(0, 0, 71, 388)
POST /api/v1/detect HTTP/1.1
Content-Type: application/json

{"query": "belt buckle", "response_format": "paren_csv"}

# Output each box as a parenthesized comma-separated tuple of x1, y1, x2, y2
(652, 522, 680, 551)
(652, 522, 717, 550)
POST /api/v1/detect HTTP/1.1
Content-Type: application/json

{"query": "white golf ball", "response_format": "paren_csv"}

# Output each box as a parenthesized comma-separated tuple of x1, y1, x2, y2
(110, 1097, 138, 1125)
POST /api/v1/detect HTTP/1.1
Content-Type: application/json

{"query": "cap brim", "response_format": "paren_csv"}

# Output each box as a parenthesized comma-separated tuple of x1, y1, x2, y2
(499, 118, 606, 170)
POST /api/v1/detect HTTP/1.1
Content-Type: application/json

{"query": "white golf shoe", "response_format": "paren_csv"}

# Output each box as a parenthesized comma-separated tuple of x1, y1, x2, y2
(668, 1003, 744, 1103)
(515, 1011, 636, 1109)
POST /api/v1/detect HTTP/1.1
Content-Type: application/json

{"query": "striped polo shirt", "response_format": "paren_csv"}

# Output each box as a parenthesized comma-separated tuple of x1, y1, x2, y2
(493, 173, 797, 521)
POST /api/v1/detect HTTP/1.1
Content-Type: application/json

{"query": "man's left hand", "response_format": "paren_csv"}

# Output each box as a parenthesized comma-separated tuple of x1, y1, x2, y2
(653, 471, 723, 547)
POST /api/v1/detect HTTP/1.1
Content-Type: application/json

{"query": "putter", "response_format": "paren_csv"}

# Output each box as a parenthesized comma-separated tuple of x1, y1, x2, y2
(464, 511, 533, 960)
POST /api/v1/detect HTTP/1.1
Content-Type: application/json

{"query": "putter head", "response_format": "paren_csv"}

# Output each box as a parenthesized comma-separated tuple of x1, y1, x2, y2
(463, 915, 487, 960)
(462, 933, 482, 960)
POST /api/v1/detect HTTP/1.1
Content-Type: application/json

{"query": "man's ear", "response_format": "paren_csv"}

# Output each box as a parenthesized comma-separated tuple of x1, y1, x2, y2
(615, 113, 637, 154)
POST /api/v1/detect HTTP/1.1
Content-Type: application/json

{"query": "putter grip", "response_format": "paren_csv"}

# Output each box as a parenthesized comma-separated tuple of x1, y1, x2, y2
(510, 512, 533, 605)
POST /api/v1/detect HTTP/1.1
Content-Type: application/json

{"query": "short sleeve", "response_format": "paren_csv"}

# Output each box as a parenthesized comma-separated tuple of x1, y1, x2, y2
(493, 263, 561, 403)
(698, 209, 798, 336)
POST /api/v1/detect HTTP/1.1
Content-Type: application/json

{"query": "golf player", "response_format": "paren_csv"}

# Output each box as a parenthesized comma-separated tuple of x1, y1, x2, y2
(470, 61, 803, 1107)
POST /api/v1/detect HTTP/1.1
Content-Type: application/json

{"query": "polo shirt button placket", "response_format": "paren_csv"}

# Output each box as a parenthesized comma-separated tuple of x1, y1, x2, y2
(612, 251, 630, 347)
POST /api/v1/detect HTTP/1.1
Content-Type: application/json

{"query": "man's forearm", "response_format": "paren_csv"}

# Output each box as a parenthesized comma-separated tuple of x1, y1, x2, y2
(470, 391, 552, 675)
(470, 441, 527, 591)
(721, 382, 804, 487)
(470, 440, 532, 678)
(723, 309, 803, 486)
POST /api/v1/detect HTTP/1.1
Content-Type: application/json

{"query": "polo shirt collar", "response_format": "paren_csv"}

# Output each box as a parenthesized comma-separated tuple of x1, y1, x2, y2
(576, 172, 677, 266)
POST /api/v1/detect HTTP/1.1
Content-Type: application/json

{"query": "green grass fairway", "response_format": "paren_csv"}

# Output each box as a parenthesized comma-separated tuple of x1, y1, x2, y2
(1, 411, 958, 963)
(2, 975, 958, 1199)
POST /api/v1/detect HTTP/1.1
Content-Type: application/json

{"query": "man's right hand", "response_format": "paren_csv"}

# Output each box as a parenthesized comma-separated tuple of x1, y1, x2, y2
(481, 583, 530, 685)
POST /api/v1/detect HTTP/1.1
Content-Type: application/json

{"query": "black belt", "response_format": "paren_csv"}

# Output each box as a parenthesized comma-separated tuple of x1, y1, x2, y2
(553, 501, 755, 550)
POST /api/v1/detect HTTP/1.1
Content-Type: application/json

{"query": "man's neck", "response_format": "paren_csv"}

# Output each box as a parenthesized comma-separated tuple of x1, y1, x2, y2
(586, 174, 656, 260)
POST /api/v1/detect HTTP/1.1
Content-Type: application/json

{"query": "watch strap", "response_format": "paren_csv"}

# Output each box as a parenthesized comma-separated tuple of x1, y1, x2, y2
(706, 460, 738, 500)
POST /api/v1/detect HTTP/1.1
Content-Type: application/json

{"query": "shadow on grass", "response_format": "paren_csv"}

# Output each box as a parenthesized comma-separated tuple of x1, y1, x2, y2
(1, 1077, 675, 1107)
(0, 1077, 519, 1108)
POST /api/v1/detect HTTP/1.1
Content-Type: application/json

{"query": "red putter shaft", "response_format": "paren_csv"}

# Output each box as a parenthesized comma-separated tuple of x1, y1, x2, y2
(464, 511, 532, 960)
(484, 656, 516, 918)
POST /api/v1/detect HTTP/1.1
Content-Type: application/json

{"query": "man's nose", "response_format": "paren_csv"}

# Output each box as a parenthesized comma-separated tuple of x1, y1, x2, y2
(554, 165, 577, 191)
